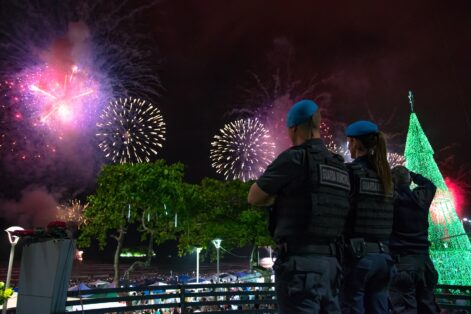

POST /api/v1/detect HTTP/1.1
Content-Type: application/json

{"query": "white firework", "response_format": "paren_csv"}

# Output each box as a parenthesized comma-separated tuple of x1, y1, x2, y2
(96, 97, 166, 163)
(210, 118, 275, 182)
(388, 152, 406, 168)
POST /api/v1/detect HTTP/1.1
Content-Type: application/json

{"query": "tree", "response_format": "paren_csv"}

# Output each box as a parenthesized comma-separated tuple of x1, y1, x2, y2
(79, 160, 186, 284)
(123, 161, 187, 279)
(238, 207, 272, 271)
(404, 95, 471, 285)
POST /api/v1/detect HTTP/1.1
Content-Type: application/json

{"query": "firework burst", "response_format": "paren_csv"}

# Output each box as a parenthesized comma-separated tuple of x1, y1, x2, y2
(210, 118, 275, 182)
(321, 121, 349, 157)
(26, 64, 97, 129)
(0, 79, 59, 161)
(388, 152, 406, 168)
(56, 199, 88, 228)
(0, 1, 160, 161)
(96, 97, 166, 163)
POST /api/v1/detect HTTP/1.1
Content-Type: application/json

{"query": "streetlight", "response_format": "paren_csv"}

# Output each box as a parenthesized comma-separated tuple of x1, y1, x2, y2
(195, 247, 202, 283)
(3, 226, 24, 314)
(463, 218, 470, 234)
(461, 217, 468, 228)
(212, 238, 222, 282)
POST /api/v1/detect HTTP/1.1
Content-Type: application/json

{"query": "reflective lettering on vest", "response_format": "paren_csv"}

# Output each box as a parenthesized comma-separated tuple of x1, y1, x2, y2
(319, 164, 350, 191)
(359, 178, 393, 197)
(360, 178, 382, 196)
(272, 143, 351, 244)
(306, 149, 351, 242)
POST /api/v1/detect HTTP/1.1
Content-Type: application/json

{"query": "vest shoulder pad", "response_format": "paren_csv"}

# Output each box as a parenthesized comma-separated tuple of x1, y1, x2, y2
(346, 162, 362, 172)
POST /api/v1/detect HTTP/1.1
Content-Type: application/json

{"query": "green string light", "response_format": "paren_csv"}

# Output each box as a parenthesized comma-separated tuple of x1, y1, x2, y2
(404, 95, 471, 285)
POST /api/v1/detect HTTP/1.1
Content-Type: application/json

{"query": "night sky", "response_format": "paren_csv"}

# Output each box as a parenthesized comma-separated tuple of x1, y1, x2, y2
(156, 0, 471, 208)
(1, 0, 471, 257)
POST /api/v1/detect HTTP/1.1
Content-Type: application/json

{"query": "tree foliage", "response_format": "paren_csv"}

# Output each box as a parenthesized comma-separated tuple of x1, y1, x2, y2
(178, 178, 272, 266)
(79, 160, 187, 282)
(80, 160, 186, 248)
(79, 160, 273, 277)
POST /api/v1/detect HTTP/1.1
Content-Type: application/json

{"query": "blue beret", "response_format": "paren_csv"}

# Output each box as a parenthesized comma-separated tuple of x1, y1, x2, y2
(286, 99, 319, 128)
(345, 120, 379, 137)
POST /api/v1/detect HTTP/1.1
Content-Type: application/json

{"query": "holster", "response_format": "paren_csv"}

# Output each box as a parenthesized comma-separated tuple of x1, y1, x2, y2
(347, 237, 367, 259)
(334, 237, 345, 265)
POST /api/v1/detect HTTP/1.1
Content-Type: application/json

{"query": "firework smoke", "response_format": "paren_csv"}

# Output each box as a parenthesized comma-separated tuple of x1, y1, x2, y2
(241, 38, 336, 154)
(0, 187, 59, 228)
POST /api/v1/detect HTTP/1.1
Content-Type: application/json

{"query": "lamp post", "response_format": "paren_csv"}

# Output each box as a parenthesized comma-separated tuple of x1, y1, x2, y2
(462, 217, 468, 228)
(195, 247, 202, 283)
(3, 226, 24, 314)
(212, 239, 222, 282)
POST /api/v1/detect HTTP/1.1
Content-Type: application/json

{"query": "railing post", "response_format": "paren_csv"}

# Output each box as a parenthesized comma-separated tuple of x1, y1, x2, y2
(180, 284, 186, 314)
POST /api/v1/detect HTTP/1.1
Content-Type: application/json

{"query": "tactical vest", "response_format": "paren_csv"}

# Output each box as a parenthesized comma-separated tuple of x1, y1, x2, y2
(347, 163, 394, 242)
(273, 142, 351, 244)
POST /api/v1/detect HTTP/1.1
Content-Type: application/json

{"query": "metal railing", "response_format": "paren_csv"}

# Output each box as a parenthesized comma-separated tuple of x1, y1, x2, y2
(65, 282, 277, 313)
(435, 284, 471, 311)
(56, 283, 471, 313)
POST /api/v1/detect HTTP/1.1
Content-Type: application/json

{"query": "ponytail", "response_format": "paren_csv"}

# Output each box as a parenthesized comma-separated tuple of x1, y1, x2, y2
(370, 132, 393, 195)
(357, 131, 393, 195)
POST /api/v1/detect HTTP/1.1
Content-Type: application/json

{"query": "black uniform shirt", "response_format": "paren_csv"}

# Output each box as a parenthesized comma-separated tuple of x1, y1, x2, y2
(389, 173, 437, 254)
(257, 139, 326, 195)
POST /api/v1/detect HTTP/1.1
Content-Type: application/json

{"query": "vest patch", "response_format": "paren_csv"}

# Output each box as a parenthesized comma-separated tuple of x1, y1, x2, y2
(359, 178, 386, 196)
(319, 164, 350, 191)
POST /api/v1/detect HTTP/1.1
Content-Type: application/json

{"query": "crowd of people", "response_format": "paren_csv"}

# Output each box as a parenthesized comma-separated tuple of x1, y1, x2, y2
(67, 269, 277, 313)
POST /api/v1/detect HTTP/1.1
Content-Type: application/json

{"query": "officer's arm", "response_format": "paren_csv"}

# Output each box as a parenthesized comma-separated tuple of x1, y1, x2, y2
(248, 183, 275, 206)
(249, 149, 300, 206)
(411, 172, 437, 208)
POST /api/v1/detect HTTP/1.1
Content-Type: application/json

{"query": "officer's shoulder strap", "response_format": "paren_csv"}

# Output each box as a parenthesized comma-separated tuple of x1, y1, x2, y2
(324, 153, 349, 170)
(363, 167, 380, 178)
(346, 162, 362, 172)
(347, 163, 382, 181)
(301, 142, 323, 153)
(331, 153, 345, 163)
(299, 143, 322, 166)
(346, 163, 367, 184)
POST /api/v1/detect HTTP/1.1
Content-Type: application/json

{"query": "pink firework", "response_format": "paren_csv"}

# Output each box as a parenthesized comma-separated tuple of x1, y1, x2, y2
(0, 79, 58, 160)
(23, 64, 98, 132)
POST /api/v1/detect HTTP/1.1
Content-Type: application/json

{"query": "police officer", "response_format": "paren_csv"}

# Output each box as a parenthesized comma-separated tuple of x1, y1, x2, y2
(248, 99, 351, 314)
(389, 165, 440, 314)
(340, 120, 395, 314)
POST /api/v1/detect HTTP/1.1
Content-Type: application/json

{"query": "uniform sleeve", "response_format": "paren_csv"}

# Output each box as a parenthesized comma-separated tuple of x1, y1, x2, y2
(411, 172, 437, 210)
(256, 149, 304, 195)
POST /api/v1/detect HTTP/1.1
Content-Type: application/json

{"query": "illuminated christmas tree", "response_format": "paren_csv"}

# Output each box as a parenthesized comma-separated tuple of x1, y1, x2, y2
(404, 91, 471, 285)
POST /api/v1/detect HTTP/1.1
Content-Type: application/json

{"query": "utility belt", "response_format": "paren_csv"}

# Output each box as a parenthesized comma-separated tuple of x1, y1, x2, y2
(276, 241, 338, 257)
(345, 238, 389, 259)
